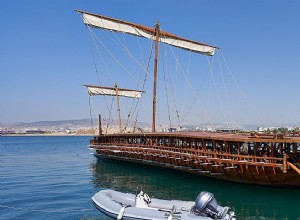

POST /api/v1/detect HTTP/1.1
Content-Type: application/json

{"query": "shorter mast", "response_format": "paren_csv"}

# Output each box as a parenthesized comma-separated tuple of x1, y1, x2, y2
(114, 84, 122, 130)
(98, 114, 102, 135)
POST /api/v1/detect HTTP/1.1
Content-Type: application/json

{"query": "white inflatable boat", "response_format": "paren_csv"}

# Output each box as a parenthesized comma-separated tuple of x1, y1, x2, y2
(92, 189, 236, 220)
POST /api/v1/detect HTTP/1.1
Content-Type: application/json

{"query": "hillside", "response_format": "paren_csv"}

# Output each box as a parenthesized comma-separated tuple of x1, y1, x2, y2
(0, 118, 150, 130)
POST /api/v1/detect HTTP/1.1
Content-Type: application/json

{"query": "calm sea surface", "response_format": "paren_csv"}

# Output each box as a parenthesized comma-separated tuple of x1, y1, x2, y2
(1, 136, 300, 220)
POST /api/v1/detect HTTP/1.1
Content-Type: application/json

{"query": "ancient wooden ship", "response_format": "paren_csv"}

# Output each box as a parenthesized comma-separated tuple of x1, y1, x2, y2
(77, 10, 300, 188)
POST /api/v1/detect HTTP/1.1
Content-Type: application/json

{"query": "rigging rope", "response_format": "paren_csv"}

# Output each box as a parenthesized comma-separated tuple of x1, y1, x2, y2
(132, 41, 154, 130)
(88, 96, 94, 132)
(88, 27, 140, 84)
(207, 56, 228, 122)
(159, 42, 181, 126)
(217, 51, 234, 122)
(130, 37, 153, 131)
(119, 31, 143, 131)
(161, 44, 172, 128)
(180, 51, 192, 119)
(85, 23, 114, 132)
(160, 29, 208, 125)
(123, 37, 150, 131)
(106, 96, 115, 133)
(181, 68, 208, 123)
(205, 58, 213, 124)
(220, 50, 263, 124)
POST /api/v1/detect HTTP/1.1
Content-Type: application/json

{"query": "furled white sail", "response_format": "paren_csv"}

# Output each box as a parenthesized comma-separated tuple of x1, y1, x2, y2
(80, 12, 217, 56)
(86, 85, 143, 98)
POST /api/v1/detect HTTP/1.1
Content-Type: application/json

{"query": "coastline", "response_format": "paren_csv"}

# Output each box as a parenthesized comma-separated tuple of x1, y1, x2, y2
(0, 133, 93, 137)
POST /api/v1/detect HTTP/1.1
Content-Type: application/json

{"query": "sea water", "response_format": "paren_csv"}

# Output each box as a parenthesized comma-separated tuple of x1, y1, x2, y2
(1, 136, 299, 219)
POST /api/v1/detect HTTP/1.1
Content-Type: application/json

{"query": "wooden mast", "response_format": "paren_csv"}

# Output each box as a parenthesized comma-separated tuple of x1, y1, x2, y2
(114, 83, 122, 130)
(152, 21, 160, 133)
(98, 114, 103, 135)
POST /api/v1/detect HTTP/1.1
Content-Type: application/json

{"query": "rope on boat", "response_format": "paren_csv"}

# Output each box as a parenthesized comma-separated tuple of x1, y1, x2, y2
(0, 204, 93, 213)
(131, 40, 154, 131)
(219, 50, 263, 124)
(217, 51, 234, 122)
(207, 56, 228, 122)
(88, 96, 94, 131)
(162, 48, 172, 128)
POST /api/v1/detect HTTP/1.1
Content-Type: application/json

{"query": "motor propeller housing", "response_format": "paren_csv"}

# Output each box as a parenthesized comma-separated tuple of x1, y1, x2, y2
(192, 191, 223, 218)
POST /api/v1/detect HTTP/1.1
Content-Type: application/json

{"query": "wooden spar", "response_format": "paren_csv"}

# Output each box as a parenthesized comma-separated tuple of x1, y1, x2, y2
(287, 162, 300, 175)
(152, 22, 160, 133)
(114, 84, 122, 130)
(85, 84, 144, 94)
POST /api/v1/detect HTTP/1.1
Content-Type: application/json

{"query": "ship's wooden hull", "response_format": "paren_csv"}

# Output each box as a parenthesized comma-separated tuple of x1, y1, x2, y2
(90, 132, 300, 188)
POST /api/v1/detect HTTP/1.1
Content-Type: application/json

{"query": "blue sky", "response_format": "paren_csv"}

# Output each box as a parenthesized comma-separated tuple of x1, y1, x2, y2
(1, 0, 300, 126)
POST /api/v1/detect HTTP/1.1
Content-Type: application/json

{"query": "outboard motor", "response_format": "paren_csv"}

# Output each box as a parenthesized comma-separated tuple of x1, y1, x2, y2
(191, 191, 235, 219)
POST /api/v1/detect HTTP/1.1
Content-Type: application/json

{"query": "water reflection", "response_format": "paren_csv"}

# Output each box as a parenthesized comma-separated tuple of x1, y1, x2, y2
(89, 157, 300, 219)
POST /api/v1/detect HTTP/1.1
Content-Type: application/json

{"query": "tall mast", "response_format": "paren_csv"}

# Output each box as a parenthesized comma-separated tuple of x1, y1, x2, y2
(152, 21, 160, 133)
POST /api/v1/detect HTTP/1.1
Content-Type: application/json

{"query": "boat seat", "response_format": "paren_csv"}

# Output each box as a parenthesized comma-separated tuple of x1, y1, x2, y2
(111, 193, 135, 207)
(149, 200, 174, 210)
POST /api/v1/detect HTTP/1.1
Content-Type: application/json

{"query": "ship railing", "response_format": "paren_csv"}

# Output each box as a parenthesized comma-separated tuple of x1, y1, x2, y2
(93, 142, 286, 169)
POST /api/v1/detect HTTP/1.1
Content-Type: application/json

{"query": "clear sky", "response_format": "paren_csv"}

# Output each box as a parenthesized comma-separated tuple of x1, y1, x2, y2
(1, 0, 300, 126)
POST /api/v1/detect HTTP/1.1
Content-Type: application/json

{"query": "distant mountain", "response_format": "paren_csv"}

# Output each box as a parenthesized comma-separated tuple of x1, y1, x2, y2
(0, 118, 150, 130)
(0, 119, 90, 130)
(1, 118, 297, 131)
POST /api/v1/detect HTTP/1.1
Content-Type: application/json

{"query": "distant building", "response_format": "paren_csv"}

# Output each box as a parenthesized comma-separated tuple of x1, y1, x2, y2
(0, 128, 16, 135)
(168, 127, 177, 132)
(26, 130, 45, 134)
(215, 122, 246, 133)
